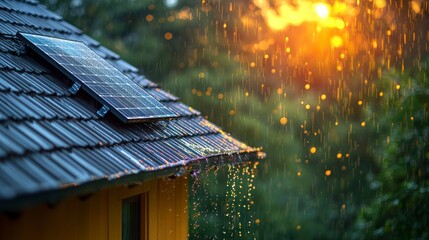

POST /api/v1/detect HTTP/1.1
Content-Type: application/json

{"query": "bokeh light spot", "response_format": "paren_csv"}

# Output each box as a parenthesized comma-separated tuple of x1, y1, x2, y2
(146, 14, 154, 22)
(280, 117, 288, 125)
(164, 32, 173, 40)
(331, 36, 343, 48)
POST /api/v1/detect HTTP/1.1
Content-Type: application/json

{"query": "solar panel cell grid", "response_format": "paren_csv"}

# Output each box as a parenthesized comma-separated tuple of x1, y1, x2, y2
(17, 32, 178, 123)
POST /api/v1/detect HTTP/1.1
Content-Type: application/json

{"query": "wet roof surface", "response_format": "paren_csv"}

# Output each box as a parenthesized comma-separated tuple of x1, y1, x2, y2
(0, 0, 259, 211)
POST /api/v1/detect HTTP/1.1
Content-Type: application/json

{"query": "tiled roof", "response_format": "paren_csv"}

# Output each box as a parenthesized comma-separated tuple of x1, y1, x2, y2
(0, 0, 260, 211)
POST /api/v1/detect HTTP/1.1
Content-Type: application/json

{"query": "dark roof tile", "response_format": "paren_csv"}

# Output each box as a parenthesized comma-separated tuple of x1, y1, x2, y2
(0, 124, 38, 154)
(0, 36, 24, 53)
(26, 0, 39, 5)
(0, 71, 69, 96)
(0, 126, 25, 157)
(17, 73, 62, 95)
(0, 9, 70, 33)
(49, 151, 92, 182)
(66, 150, 105, 176)
(37, 97, 69, 119)
(28, 121, 69, 149)
(92, 148, 127, 175)
(64, 121, 100, 146)
(0, 173, 18, 198)
(107, 58, 139, 73)
(0, 93, 100, 122)
(13, 158, 58, 189)
(114, 145, 149, 170)
(91, 121, 125, 144)
(29, 153, 75, 184)
(0, 0, 62, 20)
(74, 121, 111, 146)
(0, 20, 99, 46)
(49, 121, 91, 147)
(5, 94, 42, 119)
(147, 88, 179, 102)
(12, 73, 46, 94)
(0, 52, 48, 73)
(1, 117, 223, 158)
(128, 143, 164, 168)
(12, 122, 56, 150)
(126, 73, 158, 88)
(57, 20, 82, 35)
(0, 161, 39, 192)
(83, 120, 119, 145)
(0, 20, 32, 35)
(25, 97, 58, 119)
(95, 121, 137, 143)
(0, 111, 6, 122)
(0, 94, 29, 119)
(91, 45, 120, 60)
(104, 147, 139, 171)
(0, 131, 255, 204)
(164, 102, 201, 117)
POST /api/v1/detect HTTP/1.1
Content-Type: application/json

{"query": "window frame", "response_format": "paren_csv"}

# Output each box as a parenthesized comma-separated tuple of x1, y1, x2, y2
(109, 180, 158, 240)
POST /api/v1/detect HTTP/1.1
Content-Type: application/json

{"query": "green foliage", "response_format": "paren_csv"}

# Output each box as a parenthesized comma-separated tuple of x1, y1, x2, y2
(355, 61, 429, 239)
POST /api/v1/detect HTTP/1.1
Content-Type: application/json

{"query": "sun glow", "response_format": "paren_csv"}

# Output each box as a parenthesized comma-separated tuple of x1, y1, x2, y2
(314, 3, 330, 19)
(253, 0, 356, 31)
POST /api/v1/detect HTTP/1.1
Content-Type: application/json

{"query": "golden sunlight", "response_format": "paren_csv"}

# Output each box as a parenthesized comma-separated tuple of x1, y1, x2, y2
(253, 0, 356, 31)
(330, 35, 343, 48)
(314, 3, 330, 19)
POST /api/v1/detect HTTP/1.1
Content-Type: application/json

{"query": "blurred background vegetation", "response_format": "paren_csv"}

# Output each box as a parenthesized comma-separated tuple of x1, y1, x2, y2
(40, 0, 429, 239)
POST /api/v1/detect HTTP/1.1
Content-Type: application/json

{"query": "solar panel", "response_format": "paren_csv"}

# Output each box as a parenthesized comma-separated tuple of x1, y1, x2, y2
(17, 32, 178, 123)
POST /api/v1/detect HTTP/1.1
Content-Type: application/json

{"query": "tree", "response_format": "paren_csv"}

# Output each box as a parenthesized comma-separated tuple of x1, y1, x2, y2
(354, 60, 429, 239)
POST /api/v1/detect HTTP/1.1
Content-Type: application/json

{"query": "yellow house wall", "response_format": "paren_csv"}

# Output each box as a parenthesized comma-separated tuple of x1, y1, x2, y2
(0, 176, 188, 240)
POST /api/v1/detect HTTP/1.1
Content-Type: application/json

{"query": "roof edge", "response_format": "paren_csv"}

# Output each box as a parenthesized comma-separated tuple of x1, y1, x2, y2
(0, 149, 265, 213)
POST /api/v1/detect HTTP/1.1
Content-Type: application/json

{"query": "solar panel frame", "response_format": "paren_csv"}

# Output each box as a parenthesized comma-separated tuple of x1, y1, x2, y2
(17, 32, 179, 123)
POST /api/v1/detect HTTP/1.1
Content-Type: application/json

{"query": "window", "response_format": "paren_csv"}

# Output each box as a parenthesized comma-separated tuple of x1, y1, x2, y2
(109, 181, 157, 240)
(109, 177, 188, 240)
(122, 196, 145, 240)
